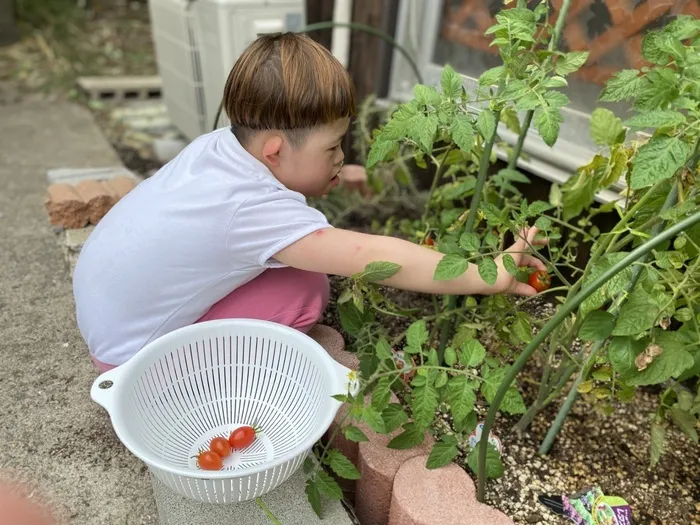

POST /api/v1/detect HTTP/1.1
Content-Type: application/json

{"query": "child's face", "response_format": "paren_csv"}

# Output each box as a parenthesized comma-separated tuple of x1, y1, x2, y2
(276, 118, 349, 197)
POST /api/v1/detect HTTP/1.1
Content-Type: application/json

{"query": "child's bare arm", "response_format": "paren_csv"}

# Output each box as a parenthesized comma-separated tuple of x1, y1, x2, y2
(274, 227, 547, 296)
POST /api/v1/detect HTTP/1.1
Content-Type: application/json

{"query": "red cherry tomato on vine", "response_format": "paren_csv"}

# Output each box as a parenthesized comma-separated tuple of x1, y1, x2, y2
(528, 270, 551, 292)
(197, 451, 223, 470)
(229, 426, 257, 449)
(424, 237, 435, 246)
(209, 437, 231, 458)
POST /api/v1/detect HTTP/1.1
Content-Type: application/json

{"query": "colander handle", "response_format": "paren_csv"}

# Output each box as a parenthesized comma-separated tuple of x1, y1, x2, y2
(90, 366, 124, 414)
(333, 361, 361, 398)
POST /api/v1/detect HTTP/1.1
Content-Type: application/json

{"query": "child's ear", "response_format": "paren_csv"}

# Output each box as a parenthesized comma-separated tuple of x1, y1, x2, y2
(261, 135, 284, 167)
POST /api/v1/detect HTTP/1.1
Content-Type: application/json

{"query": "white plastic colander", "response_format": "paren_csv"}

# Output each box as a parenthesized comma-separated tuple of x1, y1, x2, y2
(90, 319, 358, 504)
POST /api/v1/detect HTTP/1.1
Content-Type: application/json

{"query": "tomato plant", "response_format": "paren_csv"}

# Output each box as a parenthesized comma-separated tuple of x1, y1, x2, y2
(304, 2, 700, 516)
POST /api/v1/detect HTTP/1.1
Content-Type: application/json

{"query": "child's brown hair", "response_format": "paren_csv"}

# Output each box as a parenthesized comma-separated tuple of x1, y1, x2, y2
(223, 32, 356, 147)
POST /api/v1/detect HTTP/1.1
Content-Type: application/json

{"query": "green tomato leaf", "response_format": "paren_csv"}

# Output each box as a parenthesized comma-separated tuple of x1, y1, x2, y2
(441, 64, 463, 99)
(623, 110, 686, 130)
(358, 261, 402, 282)
(414, 84, 441, 107)
(501, 106, 522, 134)
(478, 257, 499, 286)
(669, 407, 699, 443)
(344, 425, 369, 443)
(600, 145, 629, 187)
(630, 135, 690, 190)
(371, 377, 392, 412)
(634, 68, 679, 111)
(477, 109, 497, 139)
(305, 478, 323, 517)
(327, 449, 361, 480)
(338, 301, 373, 337)
(460, 339, 486, 367)
(375, 338, 393, 361)
(590, 108, 625, 147)
(416, 113, 439, 153)
(501, 79, 530, 100)
(435, 254, 469, 280)
(316, 469, 343, 500)
(387, 422, 425, 450)
(448, 375, 476, 423)
(444, 346, 458, 367)
(511, 313, 533, 343)
(406, 320, 428, 351)
(459, 232, 481, 253)
(450, 114, 475, 152)
(580, 311, 616, 341)
(600, 69, 646, 102)
(534, 106, 562, 147)
(555, 51, 589, 76)
(361, 406, 387, 434)
(608, 336, 643, 379)
(500, 388, 526, 415)
(642, 30, 669, 65)
(367, 139, 397, 168)
(628, 332, 694, 386)
(649, 420, 666, 468)
(497, 168, 530, 184)
(502, 254, 517, 276)
(467, 443, 504, 479)
(382, 403, 409, 433)
(412, 384, 439, 429)
(481, 367, 508, 404)
(580, 253, 635, 316)
(426, 438, 460, 469)
(478, 66, 505, 87)
(544, 90, 570, 108)
(613, 287, 673, 336)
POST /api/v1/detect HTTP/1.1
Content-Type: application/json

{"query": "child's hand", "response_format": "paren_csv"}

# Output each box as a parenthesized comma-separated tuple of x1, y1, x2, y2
(338, 164, 372, 197)
(493, 226, 548, 296)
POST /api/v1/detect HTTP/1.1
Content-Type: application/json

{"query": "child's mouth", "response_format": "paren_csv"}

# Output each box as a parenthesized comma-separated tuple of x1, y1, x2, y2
(329, 175, 340, 188)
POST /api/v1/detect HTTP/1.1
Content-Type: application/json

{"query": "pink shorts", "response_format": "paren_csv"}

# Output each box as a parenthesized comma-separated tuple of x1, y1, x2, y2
(91, 267, 329, 373)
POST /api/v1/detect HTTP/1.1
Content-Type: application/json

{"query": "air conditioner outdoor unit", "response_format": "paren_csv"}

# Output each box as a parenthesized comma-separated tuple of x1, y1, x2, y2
(148, 0, 305, 140)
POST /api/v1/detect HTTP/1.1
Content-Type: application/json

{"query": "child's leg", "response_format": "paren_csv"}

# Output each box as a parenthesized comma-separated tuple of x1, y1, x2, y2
(89, 268, 329, 374)
(196, 267, 330, 333)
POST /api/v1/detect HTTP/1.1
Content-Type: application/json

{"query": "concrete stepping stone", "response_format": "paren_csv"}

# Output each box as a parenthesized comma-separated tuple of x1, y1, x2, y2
(151, 467, 355, 525)
(388, 455, 513, 525)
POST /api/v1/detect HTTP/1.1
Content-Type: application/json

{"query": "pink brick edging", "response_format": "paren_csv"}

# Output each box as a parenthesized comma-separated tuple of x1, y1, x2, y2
(44, 176, 138, 229)
(389, 455, 514, 525)
(311, 325, 513, 525)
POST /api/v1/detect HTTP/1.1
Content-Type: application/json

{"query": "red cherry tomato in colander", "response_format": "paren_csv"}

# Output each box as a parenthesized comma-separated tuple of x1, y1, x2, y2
(197, 451, 223, 470)
(209, 437, 231, 458)
(229, 426, 257, 449)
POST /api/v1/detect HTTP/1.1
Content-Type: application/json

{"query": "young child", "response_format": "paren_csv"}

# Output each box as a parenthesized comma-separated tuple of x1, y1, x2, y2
(73, 33, 546, 372)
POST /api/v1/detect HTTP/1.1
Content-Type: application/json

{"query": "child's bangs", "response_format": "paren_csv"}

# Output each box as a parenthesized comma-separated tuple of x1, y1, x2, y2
(280, 39, 356, 128)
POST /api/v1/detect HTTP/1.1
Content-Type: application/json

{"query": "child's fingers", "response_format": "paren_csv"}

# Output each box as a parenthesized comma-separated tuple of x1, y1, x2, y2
(511, 282, 537, 296)
(520, 254, 546, 271)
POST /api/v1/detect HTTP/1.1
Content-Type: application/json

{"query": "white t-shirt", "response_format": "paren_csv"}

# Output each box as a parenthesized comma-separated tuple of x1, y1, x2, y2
(73, 128, 331, 366)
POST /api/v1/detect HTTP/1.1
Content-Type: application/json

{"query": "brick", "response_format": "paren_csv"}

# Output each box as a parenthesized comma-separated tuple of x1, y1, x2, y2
(46, 166, 141, 185)
(388, 455, 514, 525)
(75, 180, 115, 224)
(355, 428, 434, 525)
(102, 176, 137, 200)
(44, 184, 89, 229)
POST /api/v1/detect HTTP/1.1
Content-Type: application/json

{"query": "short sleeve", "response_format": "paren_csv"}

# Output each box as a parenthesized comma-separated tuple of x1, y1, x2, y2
(228, 191, 331, 268)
